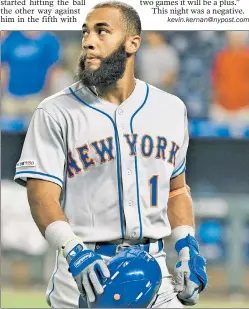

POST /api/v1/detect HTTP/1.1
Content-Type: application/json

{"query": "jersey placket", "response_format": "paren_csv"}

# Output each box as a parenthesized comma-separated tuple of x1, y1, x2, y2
(115, 106, 141, 240)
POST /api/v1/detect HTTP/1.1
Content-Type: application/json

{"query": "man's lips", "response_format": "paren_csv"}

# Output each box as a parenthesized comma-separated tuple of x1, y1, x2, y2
(85, 56, 100, 63)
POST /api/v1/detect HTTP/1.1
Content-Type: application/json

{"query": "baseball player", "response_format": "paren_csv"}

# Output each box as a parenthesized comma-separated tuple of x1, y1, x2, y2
(14, 1, 207, 308)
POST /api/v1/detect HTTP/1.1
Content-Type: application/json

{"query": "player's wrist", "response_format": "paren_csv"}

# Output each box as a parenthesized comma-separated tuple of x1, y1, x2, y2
(62, 238, 88, 258)
(45, 220, 87, 257)
(171, 225, 195, 260)
(171, 225, 195, 241)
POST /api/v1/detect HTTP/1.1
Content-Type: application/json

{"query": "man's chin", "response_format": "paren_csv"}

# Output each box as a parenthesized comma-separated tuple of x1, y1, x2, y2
(85, 61, 101, 71)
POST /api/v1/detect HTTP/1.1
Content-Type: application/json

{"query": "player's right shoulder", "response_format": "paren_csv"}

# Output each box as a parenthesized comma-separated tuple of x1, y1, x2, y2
(35, 81, 89, 121)
(38, 81, 79, 109)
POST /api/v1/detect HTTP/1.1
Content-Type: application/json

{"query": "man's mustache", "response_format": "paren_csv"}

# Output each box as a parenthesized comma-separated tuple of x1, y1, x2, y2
(80, 54, 102, 64)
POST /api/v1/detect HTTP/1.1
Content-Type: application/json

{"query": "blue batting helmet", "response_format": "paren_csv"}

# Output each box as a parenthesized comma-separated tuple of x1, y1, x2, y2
(79, 247, 162, 308)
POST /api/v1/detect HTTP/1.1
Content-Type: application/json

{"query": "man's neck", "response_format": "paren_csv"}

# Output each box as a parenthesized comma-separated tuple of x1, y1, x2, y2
(95, 74, 136, 106)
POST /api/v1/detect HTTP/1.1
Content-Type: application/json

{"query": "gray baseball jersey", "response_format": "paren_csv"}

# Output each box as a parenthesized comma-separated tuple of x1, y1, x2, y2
(14, 79, 188, 242)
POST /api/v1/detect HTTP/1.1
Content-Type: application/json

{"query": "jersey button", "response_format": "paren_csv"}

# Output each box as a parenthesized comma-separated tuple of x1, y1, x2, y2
(127, 169, 132, 175)
(117, 108, 123, 115)
(128, 200, 133, 206)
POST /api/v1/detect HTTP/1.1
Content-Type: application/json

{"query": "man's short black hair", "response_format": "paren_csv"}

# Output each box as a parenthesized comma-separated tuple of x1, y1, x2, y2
(93, 1, 142, 36)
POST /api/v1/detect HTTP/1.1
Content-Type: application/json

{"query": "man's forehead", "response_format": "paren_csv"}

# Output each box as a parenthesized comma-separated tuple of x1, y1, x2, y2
(83, 7, 124, 29)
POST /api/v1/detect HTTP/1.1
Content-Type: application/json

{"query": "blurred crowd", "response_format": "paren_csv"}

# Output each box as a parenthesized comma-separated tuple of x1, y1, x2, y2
(0, 31, 75, 118)
(1, 30, 249, 128)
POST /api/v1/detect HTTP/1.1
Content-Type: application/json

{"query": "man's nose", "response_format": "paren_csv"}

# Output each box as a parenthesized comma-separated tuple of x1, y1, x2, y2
(82, 33, 97, 50)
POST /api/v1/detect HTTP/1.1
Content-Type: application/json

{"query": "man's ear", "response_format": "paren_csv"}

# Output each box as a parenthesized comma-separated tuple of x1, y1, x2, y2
(125, 36, 141, 54)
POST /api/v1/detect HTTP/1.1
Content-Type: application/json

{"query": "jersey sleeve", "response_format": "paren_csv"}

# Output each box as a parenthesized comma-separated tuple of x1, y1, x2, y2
(14, 108, 66, 188)
(171, 108, 189, 179)
(44, 32, 60, 68)
(1, 34, 10, 63)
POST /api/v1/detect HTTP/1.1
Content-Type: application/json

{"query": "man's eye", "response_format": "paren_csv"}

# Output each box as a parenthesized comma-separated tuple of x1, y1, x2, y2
(99, 29, 108, 35)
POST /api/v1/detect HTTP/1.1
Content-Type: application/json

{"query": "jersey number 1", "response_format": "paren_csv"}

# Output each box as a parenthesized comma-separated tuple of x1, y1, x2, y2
(149, 175, 158, 207)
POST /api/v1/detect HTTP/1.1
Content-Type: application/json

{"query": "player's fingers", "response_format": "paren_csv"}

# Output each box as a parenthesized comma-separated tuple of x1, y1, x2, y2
(82, 274, 95, 303)
(178, 286, 197, 300)
(174, 272, 184, 292)
(89, 270, 104, 295)
(178, 288, 199, 305)
(178, 274, 199, 299)
(75, 275, 85, 296)
(97, 261, 110, 278)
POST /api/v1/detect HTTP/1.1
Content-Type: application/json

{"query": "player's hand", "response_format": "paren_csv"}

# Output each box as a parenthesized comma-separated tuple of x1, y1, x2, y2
(64, 242, 110, 303)
(174, 234, 208, 306)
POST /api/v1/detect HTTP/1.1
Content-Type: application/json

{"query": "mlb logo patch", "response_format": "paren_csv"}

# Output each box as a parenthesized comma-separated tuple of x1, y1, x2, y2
(16, 160, 36, 167)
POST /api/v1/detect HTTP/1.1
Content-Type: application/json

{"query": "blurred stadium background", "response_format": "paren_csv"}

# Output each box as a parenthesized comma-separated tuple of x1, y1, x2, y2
(1, 30, 249, 308)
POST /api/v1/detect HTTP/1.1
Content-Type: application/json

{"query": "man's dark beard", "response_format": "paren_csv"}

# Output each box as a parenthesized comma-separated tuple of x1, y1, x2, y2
(77, 44, 128, 88)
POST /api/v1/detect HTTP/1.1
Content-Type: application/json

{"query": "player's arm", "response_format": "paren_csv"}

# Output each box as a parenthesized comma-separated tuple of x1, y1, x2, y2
(161, 49, 179, 89)
(167, 173, 208, 306)
(167, 172, 194, 229)
(0, 63, 9, 90)
(162, 70, 178, 89)
(1, 34, 10, 90)
(27, 177, 109, 303)
(27, 179, 66, 236)
(15, 108, 109, 303)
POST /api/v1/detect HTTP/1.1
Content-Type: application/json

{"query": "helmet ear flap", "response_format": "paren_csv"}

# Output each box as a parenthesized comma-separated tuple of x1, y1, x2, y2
(85, 248, 162, 308)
